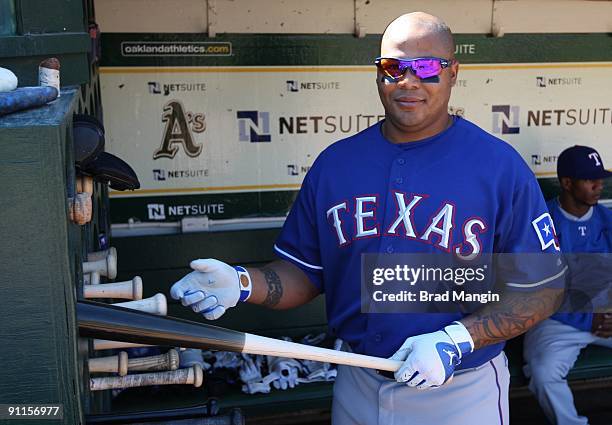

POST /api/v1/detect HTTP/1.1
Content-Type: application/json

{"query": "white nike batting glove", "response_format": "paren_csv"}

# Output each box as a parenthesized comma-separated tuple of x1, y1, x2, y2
(170, 259, 252, 320)
(389, 321, 474, 389)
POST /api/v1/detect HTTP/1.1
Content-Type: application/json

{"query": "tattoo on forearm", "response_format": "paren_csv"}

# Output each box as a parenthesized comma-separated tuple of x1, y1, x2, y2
(465, 288, 562, 350)
(261, 267, 283, 307)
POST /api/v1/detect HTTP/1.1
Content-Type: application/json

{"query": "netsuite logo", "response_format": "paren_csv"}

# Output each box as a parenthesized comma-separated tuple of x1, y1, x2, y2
(147, 203, 166, 220)
(148, 81, 206, 96)
(286, 80, 299, 92)
(153, 169, 166, 181)
(153, 168, 208, 181)
(237, 111, 271, 142)
(286, 80, 340, 92)
(287, 164, 311, 176)
(147, 202, 224, 220)
(531, 155, 558, 166)
(536, 76, 581, 88)
(492, 105, 520, 134)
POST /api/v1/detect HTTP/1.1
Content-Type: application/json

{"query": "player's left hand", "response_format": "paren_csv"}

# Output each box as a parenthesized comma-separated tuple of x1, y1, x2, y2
(170, 259, 251, 320)
(389, 321, 474, 389)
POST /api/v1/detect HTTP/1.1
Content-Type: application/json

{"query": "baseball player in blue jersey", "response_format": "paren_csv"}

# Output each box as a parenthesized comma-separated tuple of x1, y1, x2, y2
(523, 145, 612, 425)
(171, 12, 566, 424)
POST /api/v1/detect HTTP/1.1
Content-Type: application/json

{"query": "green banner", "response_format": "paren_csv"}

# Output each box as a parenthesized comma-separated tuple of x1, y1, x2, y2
(101, 33, 612, 67)
(100, 33, 612, 225)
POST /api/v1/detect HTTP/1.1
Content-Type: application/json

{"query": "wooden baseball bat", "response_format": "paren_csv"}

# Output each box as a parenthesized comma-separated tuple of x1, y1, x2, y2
(85, 272, 101, 286)
(90, 364, 203, 391)
(76, 175, 94, 194)
(113, 293, 167, 316)
(87, 247, 117, 263)
(92, 294, 166, 349)
(68, 192, 92, 225)
(92, 339, 153, 351)
(83, 253, 117, 279)
(89, 351, 129, 375)
(88, 349, 180, 376)
(84, 276, 143, 300)
(77, 301, 402, 372)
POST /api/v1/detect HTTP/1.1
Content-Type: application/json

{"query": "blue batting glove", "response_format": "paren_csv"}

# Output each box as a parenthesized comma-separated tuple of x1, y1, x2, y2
(389, 321, 474, 389)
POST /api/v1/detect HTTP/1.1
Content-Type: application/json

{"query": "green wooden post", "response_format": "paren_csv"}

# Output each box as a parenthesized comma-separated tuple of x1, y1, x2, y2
(0, 90, 84, 425)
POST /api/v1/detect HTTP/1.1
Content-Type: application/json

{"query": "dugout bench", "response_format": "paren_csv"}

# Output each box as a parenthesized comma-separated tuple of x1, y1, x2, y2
(109, 228, 612, 424)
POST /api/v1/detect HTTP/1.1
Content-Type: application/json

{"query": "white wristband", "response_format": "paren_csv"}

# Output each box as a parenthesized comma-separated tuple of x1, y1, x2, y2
(235, 266, 252, 302)
(443, 321, 474, 358)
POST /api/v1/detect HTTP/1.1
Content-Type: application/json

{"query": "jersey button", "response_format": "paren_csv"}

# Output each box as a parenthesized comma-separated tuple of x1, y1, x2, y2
(386, 245, 394, 253)
(374, 333, 383, 342)
(397, 158, 405, 165)
(395, 177, 403, 184)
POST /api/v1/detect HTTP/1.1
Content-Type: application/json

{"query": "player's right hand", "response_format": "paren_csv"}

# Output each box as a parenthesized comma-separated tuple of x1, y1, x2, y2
(592, 313, 612, 338)
(170, 259, 252, 320)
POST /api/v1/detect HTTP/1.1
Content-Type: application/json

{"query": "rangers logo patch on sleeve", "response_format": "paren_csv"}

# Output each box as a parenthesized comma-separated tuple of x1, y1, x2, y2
(532, 213, 560, 251)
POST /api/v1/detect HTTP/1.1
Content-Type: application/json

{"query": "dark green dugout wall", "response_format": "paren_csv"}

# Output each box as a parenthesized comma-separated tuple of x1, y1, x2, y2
(0, 0, 91, 86)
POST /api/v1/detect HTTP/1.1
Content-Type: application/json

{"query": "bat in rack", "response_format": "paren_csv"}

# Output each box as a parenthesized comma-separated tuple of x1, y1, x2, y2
(91, 293, 167, 350)
(87, 247, 117, 263)
(90, 364, 203, 391)
(77, 301, 402, 373)
(83, 276, 143, 300)
(85, 247, 117, 284)
(83, 256, 117, 278)
(88, 349, 180, 376)
(113, 293, 167, 315)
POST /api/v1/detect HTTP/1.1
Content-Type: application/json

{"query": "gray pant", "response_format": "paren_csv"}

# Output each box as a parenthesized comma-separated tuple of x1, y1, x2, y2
(523, 319, 612, 425)
(332, 351, 510, 425)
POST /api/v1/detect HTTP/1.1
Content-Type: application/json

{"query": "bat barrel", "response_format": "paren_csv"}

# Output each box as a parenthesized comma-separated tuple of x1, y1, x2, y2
(92, 340, 153, 351)
(77, 301, 245, 352)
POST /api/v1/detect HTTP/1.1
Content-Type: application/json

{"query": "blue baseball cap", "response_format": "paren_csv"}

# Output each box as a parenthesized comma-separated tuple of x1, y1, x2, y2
(557, 145, 612, 179)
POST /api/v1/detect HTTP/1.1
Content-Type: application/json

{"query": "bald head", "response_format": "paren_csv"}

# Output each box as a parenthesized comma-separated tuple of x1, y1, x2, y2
(381, 12, 454, 59)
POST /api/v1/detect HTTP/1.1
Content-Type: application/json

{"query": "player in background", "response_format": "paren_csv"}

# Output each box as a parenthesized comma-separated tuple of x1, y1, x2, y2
(523, 145, 612, 425)
(171, 12, 565, 424)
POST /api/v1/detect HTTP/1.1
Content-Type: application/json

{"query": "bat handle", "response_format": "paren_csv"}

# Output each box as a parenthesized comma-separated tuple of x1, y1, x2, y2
(127, 349, 180, 373)
(88, 351, 129, 376)
(90, 364, 203, 391)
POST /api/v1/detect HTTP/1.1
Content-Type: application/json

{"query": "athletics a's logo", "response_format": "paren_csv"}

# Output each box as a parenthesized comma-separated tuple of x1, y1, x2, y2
(237, 110, 271, 142)
(492, 105, 520, 134)
(153, 100, 205, 160)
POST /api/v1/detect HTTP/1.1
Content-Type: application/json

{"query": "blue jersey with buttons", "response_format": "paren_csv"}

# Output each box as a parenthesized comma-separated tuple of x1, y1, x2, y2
(548, 199, 612, 331)
(275, 117, 565, 370)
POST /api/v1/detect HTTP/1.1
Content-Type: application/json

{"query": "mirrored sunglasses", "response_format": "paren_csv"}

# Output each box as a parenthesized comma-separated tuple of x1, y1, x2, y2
(374, 57, 452, 81)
